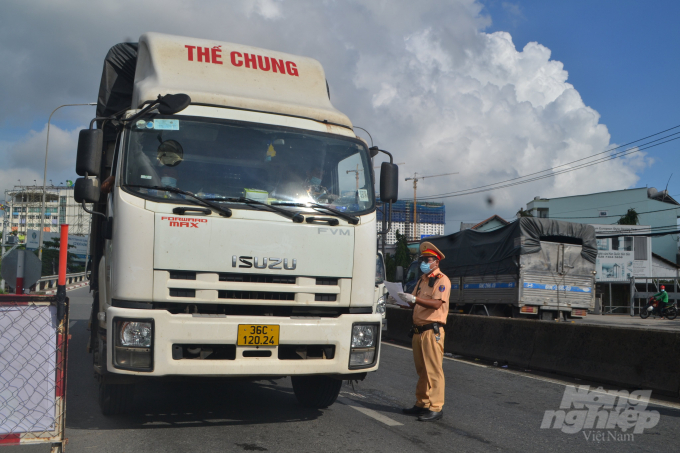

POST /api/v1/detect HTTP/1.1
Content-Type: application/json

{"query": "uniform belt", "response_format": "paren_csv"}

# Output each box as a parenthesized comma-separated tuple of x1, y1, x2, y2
(411, 322, 445, 334)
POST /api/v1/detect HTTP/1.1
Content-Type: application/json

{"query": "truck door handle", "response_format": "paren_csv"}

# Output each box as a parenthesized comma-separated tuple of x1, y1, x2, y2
(305, 217, 339, 226)
(173, 207, 212, 215)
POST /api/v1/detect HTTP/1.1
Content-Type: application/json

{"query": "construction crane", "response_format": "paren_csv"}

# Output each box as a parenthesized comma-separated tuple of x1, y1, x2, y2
(404, 172, 458, 241)
(346, 162, 405, 192)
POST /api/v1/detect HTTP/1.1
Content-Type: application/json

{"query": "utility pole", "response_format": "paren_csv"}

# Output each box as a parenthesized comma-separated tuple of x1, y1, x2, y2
(404, 172, 458, 241)
(39, 102, 96, 261)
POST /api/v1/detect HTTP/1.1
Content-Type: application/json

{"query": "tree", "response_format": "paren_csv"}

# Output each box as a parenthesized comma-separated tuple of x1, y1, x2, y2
(34, 237, 79, 276)
(385, 229, 414, 281)
(617, 208, 639, 225)
(516, 207, 533, 217)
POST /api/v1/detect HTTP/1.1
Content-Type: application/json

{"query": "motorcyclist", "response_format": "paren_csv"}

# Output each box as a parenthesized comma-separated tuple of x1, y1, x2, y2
(652, 285, 669, 318)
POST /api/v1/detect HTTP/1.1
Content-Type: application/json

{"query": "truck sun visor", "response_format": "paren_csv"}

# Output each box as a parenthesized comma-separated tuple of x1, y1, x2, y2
(97, 42, 138, 141)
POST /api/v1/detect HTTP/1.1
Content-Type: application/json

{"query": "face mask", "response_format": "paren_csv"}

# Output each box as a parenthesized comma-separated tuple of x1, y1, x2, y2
(420, 261, 431, 274)
(310, 177, 322, 186)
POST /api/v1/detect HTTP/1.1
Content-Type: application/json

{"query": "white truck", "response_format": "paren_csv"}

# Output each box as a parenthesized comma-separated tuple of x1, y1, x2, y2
(74, 33, 399, 414)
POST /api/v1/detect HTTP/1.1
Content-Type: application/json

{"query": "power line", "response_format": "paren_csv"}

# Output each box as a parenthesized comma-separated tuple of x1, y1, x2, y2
(422, 135, 680, 199)
(418, 126, 680, 200)
(597, 229, 680, 238)
(547, 205, 680, 219)
(527, 192, 680, 216)
(412, 137, 680, 200)
(412, 125, 680, 199)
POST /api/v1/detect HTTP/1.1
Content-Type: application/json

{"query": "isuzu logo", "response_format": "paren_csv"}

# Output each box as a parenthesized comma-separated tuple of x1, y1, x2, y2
(232, 256, 297, 270)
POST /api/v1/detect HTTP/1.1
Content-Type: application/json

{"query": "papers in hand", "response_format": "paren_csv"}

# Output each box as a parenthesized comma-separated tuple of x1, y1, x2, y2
(384, 281, 411, 307)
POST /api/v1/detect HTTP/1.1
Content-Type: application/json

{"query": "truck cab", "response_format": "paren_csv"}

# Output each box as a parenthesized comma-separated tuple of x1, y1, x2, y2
(75, 33, 398, 414)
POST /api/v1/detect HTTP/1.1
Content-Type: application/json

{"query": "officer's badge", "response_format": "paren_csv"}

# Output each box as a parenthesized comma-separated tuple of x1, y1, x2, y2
(439, 285, 445, 292)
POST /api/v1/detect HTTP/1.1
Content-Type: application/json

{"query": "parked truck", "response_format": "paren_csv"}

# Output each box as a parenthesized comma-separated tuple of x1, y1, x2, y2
(401, 218, 597, 320)
(74, 33, 399, 414)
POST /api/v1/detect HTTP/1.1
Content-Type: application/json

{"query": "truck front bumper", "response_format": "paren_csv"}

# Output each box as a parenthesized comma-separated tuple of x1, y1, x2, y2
(106, 307, 381, 376)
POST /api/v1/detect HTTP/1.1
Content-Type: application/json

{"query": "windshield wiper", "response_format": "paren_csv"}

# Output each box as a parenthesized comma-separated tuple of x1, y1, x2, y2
(124, 185, 232, 217)
(203, 197, 304, 223)
(272, 202, 359, 225)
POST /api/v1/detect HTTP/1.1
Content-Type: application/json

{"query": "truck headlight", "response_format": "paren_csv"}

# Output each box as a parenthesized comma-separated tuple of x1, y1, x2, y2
(349, 323, 379, 369)
(120, 321, 152, 347)
(113, 318, 154, 371)
(376, 295, 386, 314)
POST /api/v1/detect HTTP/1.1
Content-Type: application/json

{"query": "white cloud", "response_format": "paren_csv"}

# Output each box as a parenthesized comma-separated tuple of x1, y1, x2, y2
(0, 0, 650, 227)
(1, 124, 81, 197)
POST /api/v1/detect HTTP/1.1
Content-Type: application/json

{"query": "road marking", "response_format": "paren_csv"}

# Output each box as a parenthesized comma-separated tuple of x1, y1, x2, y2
(382, 341, 680, 411)
(383, 341, 489, 368)
(337, 397, 403, 426)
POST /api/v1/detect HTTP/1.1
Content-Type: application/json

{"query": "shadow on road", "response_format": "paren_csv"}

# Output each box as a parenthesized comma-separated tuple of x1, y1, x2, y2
(65, 321, 324, 432)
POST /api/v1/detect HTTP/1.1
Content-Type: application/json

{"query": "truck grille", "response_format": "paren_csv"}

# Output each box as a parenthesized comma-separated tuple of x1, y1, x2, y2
(219, 273, 296, 284)
(218, 290, 295, 301)
(156, 270, 347, 305)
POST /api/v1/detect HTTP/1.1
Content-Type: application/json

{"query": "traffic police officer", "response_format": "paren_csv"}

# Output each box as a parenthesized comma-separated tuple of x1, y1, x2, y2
(398, 242, 451, 422)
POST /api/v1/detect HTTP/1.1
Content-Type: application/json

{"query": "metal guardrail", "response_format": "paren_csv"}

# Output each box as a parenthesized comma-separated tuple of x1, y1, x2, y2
(35, 272, 89, 292)
(3, 273, 90, 293)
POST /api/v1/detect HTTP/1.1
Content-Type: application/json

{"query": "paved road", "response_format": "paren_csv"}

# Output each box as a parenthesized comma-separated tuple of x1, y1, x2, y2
(10, 287, 680, 452)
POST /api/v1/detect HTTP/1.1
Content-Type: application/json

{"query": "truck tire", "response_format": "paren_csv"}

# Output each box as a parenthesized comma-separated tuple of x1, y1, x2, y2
(99, 382, 135, 415)
(291, 375, 342, 408)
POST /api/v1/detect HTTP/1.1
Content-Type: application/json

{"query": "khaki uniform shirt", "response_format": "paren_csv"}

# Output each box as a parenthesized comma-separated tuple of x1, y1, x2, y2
(411, 268, 451, 325)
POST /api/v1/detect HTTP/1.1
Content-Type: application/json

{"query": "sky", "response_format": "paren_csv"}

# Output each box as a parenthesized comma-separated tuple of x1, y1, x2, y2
(1, 0, 679, 234)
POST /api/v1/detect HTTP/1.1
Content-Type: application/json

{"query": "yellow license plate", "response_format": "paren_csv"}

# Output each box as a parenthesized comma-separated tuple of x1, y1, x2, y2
(238, 324, 280, 346)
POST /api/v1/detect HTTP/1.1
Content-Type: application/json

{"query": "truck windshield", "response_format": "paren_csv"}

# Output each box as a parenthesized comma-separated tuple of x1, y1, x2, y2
(122, 116, 375, 214)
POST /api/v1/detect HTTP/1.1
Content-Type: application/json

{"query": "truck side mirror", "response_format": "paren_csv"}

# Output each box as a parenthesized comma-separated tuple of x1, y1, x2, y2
(76, 129, 103, 177)
(74, 178, 101, 203)
(396, 266, 404, 283)
(380, 162, 399, 203)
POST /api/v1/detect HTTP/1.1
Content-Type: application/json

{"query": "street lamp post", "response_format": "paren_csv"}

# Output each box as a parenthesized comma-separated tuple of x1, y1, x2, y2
(39, 103, 96, 261)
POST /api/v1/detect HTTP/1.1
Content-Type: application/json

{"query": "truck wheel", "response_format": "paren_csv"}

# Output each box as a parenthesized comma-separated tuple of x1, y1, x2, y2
(291, 375, 342, 408)
(99, 382, 135, 415)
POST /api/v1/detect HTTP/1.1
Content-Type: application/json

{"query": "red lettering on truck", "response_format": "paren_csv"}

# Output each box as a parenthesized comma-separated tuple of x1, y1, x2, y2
(229, 51, 298, 76)
(211, 46, 223, 65)
(231, 51, 243, 66)
(197, 46, 210, 63)
(185, 45, 196, 61)
(190, 46, 299, 76)
(285, 61, 299, 77)
(244, 53, 257, 69)
(161, 216, 208, 228)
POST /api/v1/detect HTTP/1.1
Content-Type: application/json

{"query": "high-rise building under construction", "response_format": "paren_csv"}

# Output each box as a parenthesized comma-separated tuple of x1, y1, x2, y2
(376, 200, 445, 244)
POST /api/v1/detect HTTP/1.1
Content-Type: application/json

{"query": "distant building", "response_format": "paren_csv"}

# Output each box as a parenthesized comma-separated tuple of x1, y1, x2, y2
(3, 185, 91, 240)
(376, 200, 445, 244)
(525, 187, 680, 263)
(459, 215, 509, 232)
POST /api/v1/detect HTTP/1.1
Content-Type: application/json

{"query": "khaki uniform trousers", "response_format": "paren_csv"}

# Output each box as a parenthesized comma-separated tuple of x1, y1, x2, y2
(412, 328, 445, 412)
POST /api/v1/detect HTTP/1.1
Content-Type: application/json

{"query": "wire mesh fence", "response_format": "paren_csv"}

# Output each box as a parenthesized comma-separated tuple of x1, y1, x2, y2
(0, 295, 68, 451)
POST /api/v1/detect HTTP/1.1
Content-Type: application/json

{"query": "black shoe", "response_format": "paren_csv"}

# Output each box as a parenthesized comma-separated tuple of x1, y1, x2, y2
(418, 410, 443, 422)
(402, 405, 428, 416)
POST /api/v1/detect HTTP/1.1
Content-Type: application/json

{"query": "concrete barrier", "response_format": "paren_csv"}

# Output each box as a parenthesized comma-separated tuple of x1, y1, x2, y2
(385, 306, 680, 397)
